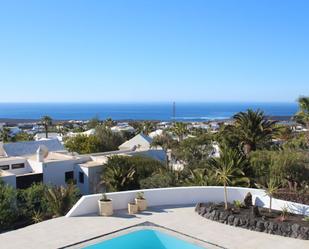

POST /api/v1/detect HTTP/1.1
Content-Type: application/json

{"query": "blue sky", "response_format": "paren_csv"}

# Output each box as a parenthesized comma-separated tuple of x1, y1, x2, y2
(0, 0, 308, 103)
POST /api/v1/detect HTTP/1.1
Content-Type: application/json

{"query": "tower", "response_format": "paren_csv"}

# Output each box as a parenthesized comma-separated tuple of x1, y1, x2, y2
(172, 101, 176, 122)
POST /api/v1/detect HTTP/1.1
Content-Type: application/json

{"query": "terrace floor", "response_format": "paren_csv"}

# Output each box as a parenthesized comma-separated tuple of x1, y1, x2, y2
(0, 205, 308, 249)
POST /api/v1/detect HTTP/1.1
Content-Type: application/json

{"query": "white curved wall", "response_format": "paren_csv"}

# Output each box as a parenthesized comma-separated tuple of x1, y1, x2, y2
(66, 186, 309, 217)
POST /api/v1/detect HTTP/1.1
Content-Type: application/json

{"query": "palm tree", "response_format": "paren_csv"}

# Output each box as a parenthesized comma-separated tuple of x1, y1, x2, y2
(100, 164, 136, 192)
(142, 121, 155, 135)
(209, 146, 249, 209)
(256, 179, 279, 213)
(41, 116, 52, 138)
(294, 96, 309, 145)
(232, 109, 277, 155)
(171, 122, 188, 141)
(104, 118, 115, 128)
(45, 184, 79, 217)
(185, 168, 217, 186)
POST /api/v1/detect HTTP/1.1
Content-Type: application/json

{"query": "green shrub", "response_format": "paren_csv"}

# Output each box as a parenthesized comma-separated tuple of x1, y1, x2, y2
(0, 181, 18, 231)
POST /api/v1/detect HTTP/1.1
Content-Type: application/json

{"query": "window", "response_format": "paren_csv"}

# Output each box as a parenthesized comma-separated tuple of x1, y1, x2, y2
(79, 172, 84, 183)
(65, 171, 74, 183)
(11, 163, 25, 169)
(0, 165, 9, 170)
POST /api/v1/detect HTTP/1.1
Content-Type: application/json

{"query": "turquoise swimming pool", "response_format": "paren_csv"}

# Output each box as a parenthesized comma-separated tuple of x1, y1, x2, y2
(84, 229, 205, 249)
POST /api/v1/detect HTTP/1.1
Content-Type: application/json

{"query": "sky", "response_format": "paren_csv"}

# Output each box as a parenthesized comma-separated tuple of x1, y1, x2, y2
(0, 0, 308, 103)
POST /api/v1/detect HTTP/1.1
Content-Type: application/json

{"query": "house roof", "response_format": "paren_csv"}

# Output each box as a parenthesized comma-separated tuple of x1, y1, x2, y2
(119, 133, 153, 150)
(1, 139, 65, 157)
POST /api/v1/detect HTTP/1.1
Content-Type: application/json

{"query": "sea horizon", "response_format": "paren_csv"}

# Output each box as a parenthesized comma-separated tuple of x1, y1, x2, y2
(0, 102, 298, 122)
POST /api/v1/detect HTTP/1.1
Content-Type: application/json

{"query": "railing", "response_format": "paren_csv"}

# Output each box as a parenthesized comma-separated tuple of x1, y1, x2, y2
(66, 186, 309, 217)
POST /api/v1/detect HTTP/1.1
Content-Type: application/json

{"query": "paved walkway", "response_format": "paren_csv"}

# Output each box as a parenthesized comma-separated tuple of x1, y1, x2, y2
(0, 205, 308, 249)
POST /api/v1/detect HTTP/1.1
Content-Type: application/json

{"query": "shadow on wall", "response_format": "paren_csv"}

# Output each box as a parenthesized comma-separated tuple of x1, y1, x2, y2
(254, 196, 265, 207)
(288, 203, 309, 216)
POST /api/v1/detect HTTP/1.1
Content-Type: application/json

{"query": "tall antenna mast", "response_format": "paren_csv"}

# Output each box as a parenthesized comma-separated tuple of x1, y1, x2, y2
(172, 101, 176, 123)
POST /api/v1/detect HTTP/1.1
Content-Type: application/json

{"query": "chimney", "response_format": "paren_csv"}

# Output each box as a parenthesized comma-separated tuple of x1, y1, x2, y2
(36, 146, 45, 162)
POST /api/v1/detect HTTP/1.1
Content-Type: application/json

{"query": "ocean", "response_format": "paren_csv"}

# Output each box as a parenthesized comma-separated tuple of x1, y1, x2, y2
(0, 102, 298, 121)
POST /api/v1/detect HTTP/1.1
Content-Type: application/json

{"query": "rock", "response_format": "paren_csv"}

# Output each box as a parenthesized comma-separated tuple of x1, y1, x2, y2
(300, 226, 309, 240)
(198, 206, 207, 216)
(249, 218, 257, 230)
(241, 217, 250, 228)
(280, 223, 291, 236)
(291, 224, 300, 238)
(244, 192, 253, 207)
(276, 224, 283, 236)
(227, 215, 235, 225)
(263, 221, 269, 233)
(255, 220, 265, 232)
(195, 202, 309, 240)
(250, 206, 260, 218)
(233, 217, 240, 226)
(219, 211, 229, 223)
(195, 203, 202, 212)
(267, 221, 278, 234)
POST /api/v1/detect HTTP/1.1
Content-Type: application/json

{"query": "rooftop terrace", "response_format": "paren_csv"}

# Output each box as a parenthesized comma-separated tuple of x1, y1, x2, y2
(0, 205, 308, 249)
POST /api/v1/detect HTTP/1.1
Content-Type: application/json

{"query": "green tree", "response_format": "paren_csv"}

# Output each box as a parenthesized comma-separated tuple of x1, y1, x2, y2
(257, 179, 279, 213)
(104, 118, 115, 128)
(209, 146, 249, 209)
(45, 184, 79, 217)
(0, 127, 12, 142)
(17, 183, 50, 222)
(170, 122, 188, 141)
(151, 132, 176, 151)
(250, 149, 309, 190)
(140, 172, 175, 189)
(184, 168, 217, 186)
(142, 121, 155, 135)
(101, 162, 136, 192)
(87, 116, 100, 129)
(64, 135, 102, 154)
(172, 135, 213, 167)
(13, 132, 34, 142)
(294, 96, 309, 145)
(0, 181, 18, 231)
(95, 125, 125, 151)
(41, 116, 52, 138)
(230, 109, 277, 155)
(100, 156, 166, 191)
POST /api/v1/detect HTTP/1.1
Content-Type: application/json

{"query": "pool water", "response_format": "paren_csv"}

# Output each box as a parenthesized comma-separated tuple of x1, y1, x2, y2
(84, 229, 205, 249)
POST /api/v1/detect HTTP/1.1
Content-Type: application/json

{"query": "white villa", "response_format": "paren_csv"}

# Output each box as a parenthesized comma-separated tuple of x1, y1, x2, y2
(0, 134, 166, 195)
(111, 122, 135, 133)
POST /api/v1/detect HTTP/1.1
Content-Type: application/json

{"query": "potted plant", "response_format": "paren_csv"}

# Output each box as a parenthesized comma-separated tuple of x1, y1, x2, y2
(98, 193, 113, 216)
(128, 202, 138, 214)
(135, 192, 147, 211)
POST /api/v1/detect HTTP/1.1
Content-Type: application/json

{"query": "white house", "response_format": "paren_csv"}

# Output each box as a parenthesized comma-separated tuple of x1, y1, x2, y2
(149, 129, 163, 138)
(0, 135, 167, 195)
(34, 132, 63, 141)
(66, 128, 96, 137)
(111, 122, 135, 133)
(119, 133, 153, 150)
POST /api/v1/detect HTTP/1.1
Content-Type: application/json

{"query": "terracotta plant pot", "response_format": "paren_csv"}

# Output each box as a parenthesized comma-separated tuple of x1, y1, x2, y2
(128, 202, 138, 214)
(98, 199, 113, 216)
(135, 198, 147, 211)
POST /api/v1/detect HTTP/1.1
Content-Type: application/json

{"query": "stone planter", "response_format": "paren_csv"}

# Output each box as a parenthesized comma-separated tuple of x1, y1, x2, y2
(98, 199, 113, 216)
(128, 203, 138, 214)
(135, 198, 147, 211)
(195, 202, 309, 240)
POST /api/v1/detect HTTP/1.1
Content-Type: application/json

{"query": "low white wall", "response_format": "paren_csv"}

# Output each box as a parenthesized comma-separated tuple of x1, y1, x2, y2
(66, 186, 309, 217)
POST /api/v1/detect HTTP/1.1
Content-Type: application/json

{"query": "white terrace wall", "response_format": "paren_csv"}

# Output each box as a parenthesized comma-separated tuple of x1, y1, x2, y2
(66, 186, 309, 217)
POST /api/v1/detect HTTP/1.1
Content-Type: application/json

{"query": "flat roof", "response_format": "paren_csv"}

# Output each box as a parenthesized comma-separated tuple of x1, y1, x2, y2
(26, 152, 75, 162)
(79, 161, 104, 168)
(0, 156, 25, 162)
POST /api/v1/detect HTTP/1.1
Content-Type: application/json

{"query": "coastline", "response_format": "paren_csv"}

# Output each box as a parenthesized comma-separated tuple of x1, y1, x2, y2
(0, 115, 293, 124)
